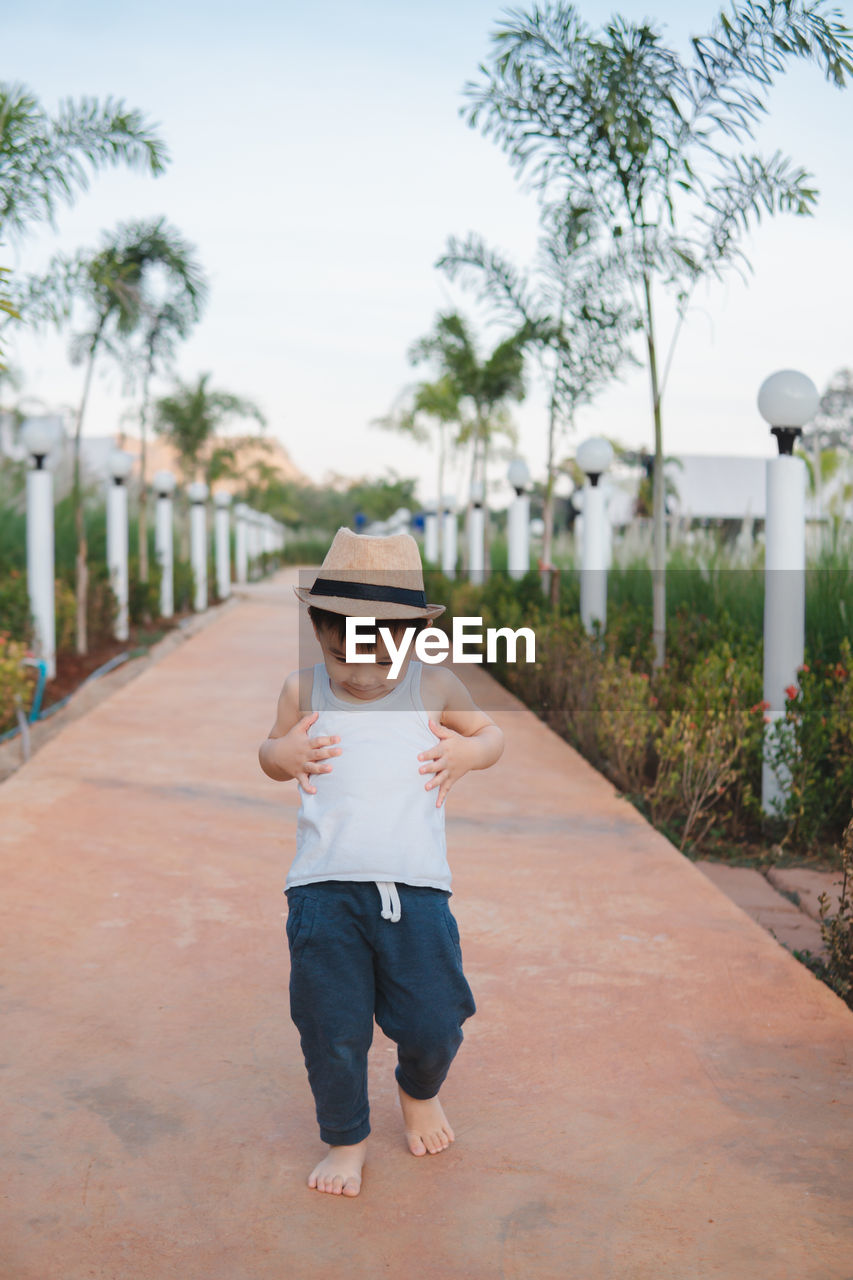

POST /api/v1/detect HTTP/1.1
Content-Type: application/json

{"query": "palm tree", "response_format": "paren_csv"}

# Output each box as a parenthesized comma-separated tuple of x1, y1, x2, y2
(20, 219, 205, 652)
(153, 373, 267, 560)
(154, 373, 267, 479)
(408, 312, 530, 567)
(65, 234, 147, 655)
(373, 373, 465, 561)
(0, 82, 167, 243)
(0, 267, 19, 370)
(800, 368, 853, 544)
(438, 202, 635, 571)
(0, 82, 167, 351)
(124, 220, 208, 595)
(463, 0, 853, 668)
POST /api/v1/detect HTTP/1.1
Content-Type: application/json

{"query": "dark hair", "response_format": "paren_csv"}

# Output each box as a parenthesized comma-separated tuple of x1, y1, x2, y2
(308, 605, 427, 647)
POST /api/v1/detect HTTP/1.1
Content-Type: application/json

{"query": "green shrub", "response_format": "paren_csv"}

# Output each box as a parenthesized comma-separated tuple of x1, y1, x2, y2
(430, 566, 852, 864)
(0, 568, 33, 645)
(594, 653, 659, 797)
(763, 638, 853, 854)
(646, 643, 759, 852)
(0, 633, 38, 735)
(128, 557, 163, 625)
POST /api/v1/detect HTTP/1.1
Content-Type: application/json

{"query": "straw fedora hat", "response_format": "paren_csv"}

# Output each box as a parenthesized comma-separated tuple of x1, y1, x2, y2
(293, 526, 446, 620)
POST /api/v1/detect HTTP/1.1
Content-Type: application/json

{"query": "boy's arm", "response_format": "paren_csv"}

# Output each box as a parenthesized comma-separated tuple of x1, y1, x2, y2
(258, 668, 341, 789)
(435, 667, 504, 769)
(418, 665, 504, 806)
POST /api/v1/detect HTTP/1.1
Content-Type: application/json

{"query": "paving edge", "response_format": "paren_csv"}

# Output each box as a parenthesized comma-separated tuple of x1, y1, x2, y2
(0, 593, 242, 785)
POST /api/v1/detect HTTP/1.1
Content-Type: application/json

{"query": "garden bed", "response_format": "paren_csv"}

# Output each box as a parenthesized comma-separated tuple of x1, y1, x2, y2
(38, 618, 190, 713)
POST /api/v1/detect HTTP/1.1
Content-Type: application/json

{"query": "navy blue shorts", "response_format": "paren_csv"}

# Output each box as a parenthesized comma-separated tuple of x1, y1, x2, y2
(285, 880, 476, 1146)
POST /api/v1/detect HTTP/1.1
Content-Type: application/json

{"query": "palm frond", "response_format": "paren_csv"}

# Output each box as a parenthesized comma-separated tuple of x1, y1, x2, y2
(696, 149, 817, 276)
(0, 82, 169, 242)
(688, 1, 853, 139)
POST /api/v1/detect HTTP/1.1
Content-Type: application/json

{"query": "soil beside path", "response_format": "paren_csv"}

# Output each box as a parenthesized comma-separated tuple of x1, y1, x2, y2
(1, 568, 851, 1280)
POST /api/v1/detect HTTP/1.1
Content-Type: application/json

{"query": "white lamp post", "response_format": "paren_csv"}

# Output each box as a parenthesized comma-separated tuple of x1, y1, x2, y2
(153, 470, 176, 619)
(468, 479, 485, 585)
(247, 508, 260, 580)
(757, 369, 819, 818)
(187, 480, 209, 611)
(576, 436, 614, 635)
(22, 419, 58, 680)
(253, 509, 265, 577)
(424, 501, 439, 564)
(507, 457, 530, 580)
(258, 512, 272, 563)
(441, 494, 457, 579)
(213, 491, 232, 600)
(106, 448, 133, 641)
(234, 503, 249, 584)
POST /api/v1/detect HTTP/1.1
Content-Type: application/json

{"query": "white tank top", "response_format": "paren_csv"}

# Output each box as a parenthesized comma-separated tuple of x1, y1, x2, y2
(285, 658, 451, 896)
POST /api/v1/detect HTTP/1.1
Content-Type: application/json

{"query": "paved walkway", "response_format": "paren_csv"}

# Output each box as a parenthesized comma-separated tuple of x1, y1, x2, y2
(2, 568, 851, 1280)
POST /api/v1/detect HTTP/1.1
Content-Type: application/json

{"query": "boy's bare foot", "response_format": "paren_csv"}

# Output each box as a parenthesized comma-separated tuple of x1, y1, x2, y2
(397, 1084, 455, 1156)
(307, 1139, 367, 1196)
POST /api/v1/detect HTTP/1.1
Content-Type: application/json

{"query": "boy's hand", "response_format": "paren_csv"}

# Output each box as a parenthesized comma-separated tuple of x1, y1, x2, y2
(274, 710, 342, 794)
(417, 719, 480, 809)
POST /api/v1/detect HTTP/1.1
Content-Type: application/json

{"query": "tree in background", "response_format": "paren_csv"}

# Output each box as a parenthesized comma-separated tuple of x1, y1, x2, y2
(0, 81, 167, 354)
(153, 373, 267, 560)
(0, 83, 166, 656)
(373, 373, 464, 562)
(22, 220, 206, 655)
(122, 219, 208, 599)
(0, 268, 19, 371)
(463, 0, 853, 669)
(438, 201, 635, 571)
(239, 473, 418, 534)
(408, 312, 530, 567)
(800, 368, 853, 547)
(0, 82, 167, 241)
(153, 372, 266, 482)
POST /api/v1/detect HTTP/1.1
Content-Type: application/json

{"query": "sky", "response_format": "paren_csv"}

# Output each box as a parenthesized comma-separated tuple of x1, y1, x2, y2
(3, 0, 853, 511)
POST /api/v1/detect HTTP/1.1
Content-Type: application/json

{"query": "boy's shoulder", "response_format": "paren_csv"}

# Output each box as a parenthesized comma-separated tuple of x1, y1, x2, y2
(418, 661, 499, 736)
(282, 665, 318, 718)
(418, 661, 471, 710)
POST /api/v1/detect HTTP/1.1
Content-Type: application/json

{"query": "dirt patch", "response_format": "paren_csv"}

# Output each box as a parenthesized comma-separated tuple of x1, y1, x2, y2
(38, 634, 162, 710)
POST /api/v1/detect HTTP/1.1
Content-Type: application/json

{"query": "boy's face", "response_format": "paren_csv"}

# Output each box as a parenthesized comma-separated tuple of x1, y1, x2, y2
(313, 618, 413, 702)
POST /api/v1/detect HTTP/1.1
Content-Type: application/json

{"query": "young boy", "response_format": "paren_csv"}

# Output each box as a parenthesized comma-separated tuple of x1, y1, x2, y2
(258, 527, 503, 1197)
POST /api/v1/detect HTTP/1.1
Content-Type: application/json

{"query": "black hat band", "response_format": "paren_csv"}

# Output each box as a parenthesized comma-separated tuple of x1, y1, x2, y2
(310, 577, 428, 608)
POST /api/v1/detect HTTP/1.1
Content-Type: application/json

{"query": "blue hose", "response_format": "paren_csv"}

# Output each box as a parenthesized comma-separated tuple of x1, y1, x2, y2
(0, 651, 131, 745)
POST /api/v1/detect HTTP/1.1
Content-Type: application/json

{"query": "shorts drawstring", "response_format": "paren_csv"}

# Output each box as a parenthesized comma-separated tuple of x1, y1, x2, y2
(375, 881, 402, 922)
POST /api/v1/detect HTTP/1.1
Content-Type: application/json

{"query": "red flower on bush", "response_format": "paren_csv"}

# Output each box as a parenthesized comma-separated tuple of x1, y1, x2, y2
(785, 684, 799, 701)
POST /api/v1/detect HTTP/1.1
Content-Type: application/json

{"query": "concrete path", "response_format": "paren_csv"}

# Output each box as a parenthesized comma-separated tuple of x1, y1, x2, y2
(2, 568, 851, 1280)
